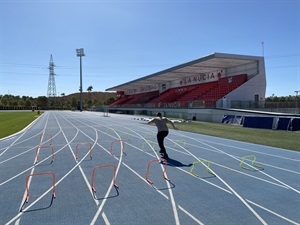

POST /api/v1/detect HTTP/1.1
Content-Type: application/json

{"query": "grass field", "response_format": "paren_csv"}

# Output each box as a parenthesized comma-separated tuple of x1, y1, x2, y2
(174, 121, 299, 152)
(0, 111, 42, 139)
(0, 111, 299, 152)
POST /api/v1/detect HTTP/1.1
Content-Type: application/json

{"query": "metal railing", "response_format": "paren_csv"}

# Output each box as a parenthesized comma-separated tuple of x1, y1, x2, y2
(104, 99, 299, 114)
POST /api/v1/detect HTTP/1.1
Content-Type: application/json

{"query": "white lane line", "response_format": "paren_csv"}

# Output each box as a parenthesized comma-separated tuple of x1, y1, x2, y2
(90, 131, 124, 225)
(96, 121, 214, 225)
(171, 132, 268, 225)
(197, 138, 300, 162)
(177, 132, 300, 194)
(6, 144, 97, 225)
(15, 112, 51, 224)
(121, 161, 169, 200)
(79, 121, 177, 223)
(122, 127, 180, 225)
(177, 142, 300, 175)
(54, 112, 99, 206)
(65, 115, 127, 225)
(247, 199, 300, 225)
(199, 158, 289, 189)
(82, 115, 299, 224)
(102, 212, 111, 225)
(178, 205, 204, 225)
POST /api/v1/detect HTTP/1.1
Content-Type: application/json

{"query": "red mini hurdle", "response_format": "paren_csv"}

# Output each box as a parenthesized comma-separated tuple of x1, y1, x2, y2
(35, 145, 54, 164)
(75, 142, 93, 160)
(145, 158, 169, 184)
(110, 139, 127, 155)
(35, 133, 54, 164)
(91, 164, 118, 192)
(25, 171, 56, 203)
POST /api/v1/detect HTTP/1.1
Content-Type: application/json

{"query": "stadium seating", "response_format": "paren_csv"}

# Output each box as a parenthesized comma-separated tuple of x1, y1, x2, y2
(110, 74, 248, 107)
(110, 91, 159, 106)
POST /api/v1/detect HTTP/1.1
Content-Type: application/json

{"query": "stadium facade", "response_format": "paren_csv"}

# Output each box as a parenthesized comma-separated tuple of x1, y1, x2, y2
(106, 52, 266, 109)
(104, 53, 300, 131)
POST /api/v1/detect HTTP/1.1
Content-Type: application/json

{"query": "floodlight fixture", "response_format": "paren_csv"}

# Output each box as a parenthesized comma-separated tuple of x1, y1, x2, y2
(76, 48, 85, 57)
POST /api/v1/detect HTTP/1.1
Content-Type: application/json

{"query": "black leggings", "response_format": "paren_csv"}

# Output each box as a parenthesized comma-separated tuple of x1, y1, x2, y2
(157, 131, 169, 154)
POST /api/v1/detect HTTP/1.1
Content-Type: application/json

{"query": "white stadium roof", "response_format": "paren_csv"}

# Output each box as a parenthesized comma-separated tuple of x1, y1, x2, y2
(105, 52, 263, 92)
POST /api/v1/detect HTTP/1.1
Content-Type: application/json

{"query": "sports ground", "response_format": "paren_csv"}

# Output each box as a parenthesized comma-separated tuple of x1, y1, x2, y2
(0, 111, 299, 225)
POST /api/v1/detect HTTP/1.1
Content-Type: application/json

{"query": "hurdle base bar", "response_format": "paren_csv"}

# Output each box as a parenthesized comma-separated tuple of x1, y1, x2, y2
(146, 158, 170, 184)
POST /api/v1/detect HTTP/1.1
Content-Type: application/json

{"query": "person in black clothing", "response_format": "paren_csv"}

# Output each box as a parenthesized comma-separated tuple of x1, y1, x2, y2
(147, 112, 178, 159)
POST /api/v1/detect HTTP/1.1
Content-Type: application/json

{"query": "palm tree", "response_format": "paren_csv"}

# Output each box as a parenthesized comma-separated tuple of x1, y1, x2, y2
(61, 93, 65, 109)
(87, 86, 93, 108)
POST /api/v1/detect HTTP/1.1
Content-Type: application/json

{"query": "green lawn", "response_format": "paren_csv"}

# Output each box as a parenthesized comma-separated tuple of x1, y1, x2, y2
(0, 111, 42, 139)
(173, 121, 299, 151)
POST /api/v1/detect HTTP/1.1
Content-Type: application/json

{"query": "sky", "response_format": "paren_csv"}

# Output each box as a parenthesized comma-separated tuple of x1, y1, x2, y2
(0, 0, 299, 98)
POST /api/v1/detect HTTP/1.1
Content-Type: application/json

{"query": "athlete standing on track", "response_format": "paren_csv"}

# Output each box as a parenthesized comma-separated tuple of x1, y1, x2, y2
(147, 112, 178, 159)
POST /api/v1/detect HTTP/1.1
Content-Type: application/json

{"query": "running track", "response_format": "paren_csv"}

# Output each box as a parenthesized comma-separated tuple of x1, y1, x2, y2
(0, 111, 299, 225)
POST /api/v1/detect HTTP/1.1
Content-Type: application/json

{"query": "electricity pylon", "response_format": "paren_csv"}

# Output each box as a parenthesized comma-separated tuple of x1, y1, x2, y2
(47, 54, 57, 97)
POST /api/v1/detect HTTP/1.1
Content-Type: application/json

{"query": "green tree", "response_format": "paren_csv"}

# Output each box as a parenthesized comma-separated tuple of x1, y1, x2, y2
(104, 97, 115, 105)
(25, 99, 32, 108)
(61, 93, 65, 109)
(36, 96, 48, 109)
(87, 86, 93, 108)
(71, 97, 77, 109)
(1, 98, 8, 106)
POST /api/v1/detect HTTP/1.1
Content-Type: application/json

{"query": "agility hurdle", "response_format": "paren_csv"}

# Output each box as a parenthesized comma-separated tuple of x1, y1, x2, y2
(110, 139, 127, 155)
(35, 145, 54, 164)
(240, 155, 261, 170)
(190, 160, 214, 177)
(173, 139, 188, 149)
(145, 159, 169, 184)
(35, 133, 54, 164)
(76, 142, 93, 160)
(91, 164, 118, 192)
(39, 133, 52, 147)
(34, 134, 54, 164)
(25, 172, 56, 203)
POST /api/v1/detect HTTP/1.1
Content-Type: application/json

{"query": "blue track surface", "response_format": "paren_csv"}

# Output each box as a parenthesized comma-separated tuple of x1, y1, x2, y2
(0, 111, 299, 225)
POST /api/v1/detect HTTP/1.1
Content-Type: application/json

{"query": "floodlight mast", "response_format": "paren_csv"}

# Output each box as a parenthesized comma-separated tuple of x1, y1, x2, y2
(76, 48, 85, 112)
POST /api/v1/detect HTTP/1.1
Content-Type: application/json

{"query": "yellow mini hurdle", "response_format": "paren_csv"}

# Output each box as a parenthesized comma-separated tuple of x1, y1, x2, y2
(240, 155, 262, 170)
(190, 160, 214, 177)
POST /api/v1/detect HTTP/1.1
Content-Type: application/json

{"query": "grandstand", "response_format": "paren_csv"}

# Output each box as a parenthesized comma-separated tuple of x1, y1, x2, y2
(106, 52, 266, 109)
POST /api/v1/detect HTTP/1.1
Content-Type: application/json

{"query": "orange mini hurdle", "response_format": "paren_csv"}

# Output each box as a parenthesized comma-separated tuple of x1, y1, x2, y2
(35, 145, 54, 164)
(75, 142, 93, 160)
(91, 164, 118, 192)
(110, 139, 127, 155)
(145, 158, 169, 184)
(39, 133, 52, 147)
(35, 133, 54, 164)
(25, 171, 56, 203)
